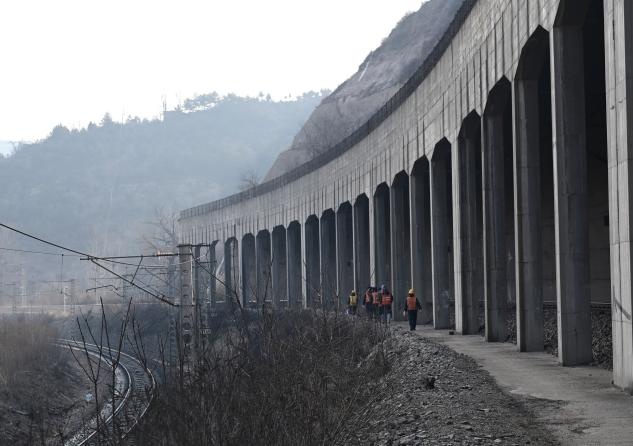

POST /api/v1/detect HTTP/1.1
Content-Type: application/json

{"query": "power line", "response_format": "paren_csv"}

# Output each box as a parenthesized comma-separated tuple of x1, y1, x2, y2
(0, 223, 91, 257)
(0, 246, 81, 257)
(0, 221, 179, 307)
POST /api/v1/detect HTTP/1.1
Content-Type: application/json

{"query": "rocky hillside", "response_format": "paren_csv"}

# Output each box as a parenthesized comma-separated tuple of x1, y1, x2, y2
(264, 0, 467, 181)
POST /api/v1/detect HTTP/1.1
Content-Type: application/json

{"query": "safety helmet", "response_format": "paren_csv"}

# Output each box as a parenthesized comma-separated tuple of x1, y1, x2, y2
(408, 288, 415, 296)
(351, 290, 356, 296)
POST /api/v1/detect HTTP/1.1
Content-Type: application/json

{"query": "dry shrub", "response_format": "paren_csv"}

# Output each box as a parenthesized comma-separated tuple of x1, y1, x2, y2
(136, 309, 390, 446)
(0, 314, 76, 445)
(0, 314, 63, 388)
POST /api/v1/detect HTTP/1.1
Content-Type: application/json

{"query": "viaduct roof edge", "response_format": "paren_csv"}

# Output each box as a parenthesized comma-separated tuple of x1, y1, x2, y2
(180, 0, 478, 221)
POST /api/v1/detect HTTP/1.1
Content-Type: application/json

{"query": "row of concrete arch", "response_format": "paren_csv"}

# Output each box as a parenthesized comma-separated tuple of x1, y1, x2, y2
(182, 0, 633, 392)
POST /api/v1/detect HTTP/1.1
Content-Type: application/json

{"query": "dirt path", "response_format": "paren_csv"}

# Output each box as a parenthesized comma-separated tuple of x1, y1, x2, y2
(349, 325, 558, 446)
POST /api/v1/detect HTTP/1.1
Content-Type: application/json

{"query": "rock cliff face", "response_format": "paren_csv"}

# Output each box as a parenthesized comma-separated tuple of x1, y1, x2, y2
(264, 0, 466, 181)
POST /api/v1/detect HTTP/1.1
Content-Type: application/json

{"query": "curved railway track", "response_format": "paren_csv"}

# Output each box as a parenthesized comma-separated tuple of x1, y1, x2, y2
(57, 340, 155, 446)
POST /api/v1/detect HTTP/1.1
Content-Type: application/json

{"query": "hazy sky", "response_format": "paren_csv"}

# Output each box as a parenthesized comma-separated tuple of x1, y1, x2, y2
(0, 0, 424, 147)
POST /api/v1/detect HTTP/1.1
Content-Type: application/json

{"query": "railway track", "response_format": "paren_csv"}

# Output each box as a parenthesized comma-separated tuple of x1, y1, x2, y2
(58, 339, 155, 446)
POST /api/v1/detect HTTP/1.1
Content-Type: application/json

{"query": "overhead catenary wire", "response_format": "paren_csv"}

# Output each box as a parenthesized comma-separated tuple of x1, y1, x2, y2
(0, 246, 82, 257)
(0, 222, 181, 306)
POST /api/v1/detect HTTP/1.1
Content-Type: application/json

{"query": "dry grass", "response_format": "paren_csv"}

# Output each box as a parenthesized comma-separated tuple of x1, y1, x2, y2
(135, 309, 390, 446)
(0, 314, 82, 445)
(0, 314, 63, 388)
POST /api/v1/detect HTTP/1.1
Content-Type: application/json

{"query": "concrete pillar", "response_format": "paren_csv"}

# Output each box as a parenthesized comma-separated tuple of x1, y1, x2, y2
(514, 79, 545, 352)
(605, 0, 633, 391)
(430, 145, 451, 329)
(286, 222, 302, 309)
(337, 203, 354, 304)
(410, 159, 433, 324)
(304, 216, 320, 307)
(241, 234, 256, 306)
(320, 210, 337, 307)
(272, 226, 287, 308)
(482, 84, 511, 342)
(224, 238, 240, 306)
(551, 24, 592, 365)
(373, 184, 391, 288)
(353, 195, 371, 294)
(209, 242, 217, 306)
(455, 115, 484, 335)
(391, 173, 411, 320)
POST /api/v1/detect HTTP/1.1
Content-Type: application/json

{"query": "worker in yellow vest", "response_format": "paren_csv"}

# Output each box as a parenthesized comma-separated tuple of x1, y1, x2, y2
(403, 288, 422, 330)
(348, 290, 358, 315)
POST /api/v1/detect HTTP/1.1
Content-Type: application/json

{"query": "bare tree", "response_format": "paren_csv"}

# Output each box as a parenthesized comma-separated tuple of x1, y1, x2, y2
(238, 168, 260, 191)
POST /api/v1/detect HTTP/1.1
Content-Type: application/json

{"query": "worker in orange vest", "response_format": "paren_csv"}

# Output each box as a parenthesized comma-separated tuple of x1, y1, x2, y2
(371, 286, 381, 320)
(403, 288, 422, 331)
(363, 286, 374, 318)
(380, 285, 393, 324)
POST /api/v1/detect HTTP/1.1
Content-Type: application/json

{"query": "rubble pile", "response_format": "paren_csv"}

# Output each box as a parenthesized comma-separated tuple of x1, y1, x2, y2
(349, 326, 557, 445)
(505, 307, 612, 369)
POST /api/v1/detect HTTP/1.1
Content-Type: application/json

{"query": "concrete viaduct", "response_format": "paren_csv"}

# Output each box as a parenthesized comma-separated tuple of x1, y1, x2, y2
(178, 0, 633, 392)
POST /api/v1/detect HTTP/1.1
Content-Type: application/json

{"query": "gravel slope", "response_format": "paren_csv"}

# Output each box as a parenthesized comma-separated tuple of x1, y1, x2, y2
(348, 325, 558, 446)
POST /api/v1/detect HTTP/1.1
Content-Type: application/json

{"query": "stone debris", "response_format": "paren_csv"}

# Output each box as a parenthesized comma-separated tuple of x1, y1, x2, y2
(348, 326, 558, 445)
(505, 307, 613, 370)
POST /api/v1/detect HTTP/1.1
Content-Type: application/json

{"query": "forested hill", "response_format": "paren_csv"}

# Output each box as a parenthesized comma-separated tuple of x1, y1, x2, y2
(0, 92, 324, 266)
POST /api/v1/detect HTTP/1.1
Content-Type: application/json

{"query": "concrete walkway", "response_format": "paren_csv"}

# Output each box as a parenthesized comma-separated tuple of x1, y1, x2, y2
(393, 323, 633, 445)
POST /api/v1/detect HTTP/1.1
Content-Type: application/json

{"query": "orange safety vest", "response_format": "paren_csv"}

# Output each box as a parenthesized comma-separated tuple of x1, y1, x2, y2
(372, 291, 381, 305)
(406, 295, 417, 311)
(382, 292, 393, 306)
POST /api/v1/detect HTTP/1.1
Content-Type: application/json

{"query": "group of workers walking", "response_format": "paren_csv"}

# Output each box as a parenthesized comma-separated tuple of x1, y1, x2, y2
(347, 286, 422, 330)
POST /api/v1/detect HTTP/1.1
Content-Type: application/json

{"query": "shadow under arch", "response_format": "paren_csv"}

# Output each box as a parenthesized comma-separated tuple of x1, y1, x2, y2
(410, 155, 433, 323)
(429, 138, 453, 329)
(373, 183, 391, 289)
(513, 24, 554, 353)
(353, 194, 371, 294)
(482, 76, 514, 342)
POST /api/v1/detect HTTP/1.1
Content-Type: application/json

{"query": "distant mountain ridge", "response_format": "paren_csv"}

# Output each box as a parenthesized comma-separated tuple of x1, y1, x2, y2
(264, 0, 466, 181)
(0, 93, 323, 281)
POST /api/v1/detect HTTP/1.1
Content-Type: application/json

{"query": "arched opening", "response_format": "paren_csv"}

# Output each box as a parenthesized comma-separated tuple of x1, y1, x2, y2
(456, 111, 484, 335)
(552, 0, 610, 366)
(336, 202, 354, 306)
(411, 156, 433, 324)
(374, 183, 391, 289)
(320, 209, 337, 307)
(272, 226, 287, 308)
(514, 26, 554, 352)
(482, 77, 514, 342)
(224, 237, 239, 306)
(286, 221, 302, 309)
(241, 233, 256, 306)
(256, 230, 272, 304)
(430, 139, 454, 329)
(304, 215, 320, 307)
(353, 194, 371, 294)
(391, 171, 411, 320)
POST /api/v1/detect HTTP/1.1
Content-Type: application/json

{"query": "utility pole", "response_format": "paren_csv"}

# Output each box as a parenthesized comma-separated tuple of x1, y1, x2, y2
(70, 279, 76, 314)
(178, 245, 196, 370)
